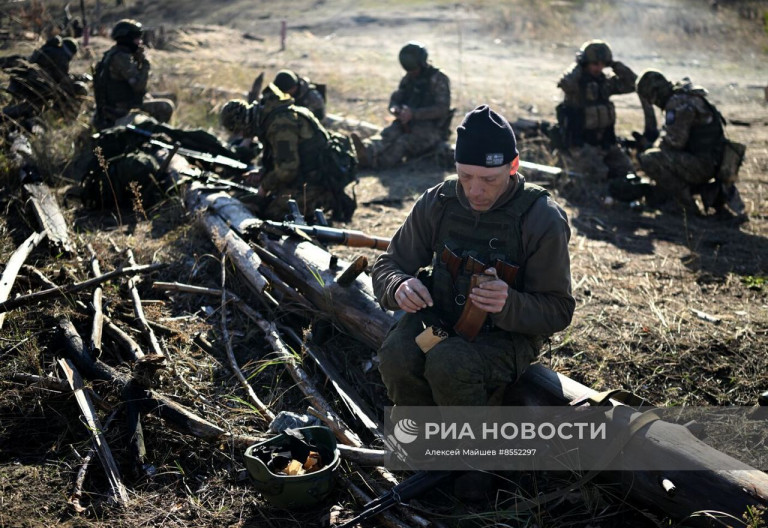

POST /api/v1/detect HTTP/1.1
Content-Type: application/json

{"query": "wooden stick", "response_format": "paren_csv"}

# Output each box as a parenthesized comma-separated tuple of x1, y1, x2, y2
(219, 255, 275, 423)
(125, 250, 164, 358)
(87, 244, 104, 356)
(103, 317, 145, 361)
(689, 307, 722, 325)
(58, 357, 129, 506)
(336, 255, 368, 287)
(0, 231, 47, 328)
(58, 316, 227, 442)
(69, 409, 119, 513)
(0, 263, 165, 314)
(21, 264, 58, 289)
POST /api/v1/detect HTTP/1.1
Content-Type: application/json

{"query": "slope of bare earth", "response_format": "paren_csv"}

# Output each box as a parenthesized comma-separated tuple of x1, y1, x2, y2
(0, 1, 767, 527)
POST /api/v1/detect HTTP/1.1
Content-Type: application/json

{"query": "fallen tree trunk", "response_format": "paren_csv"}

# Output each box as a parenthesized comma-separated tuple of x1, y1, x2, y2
(189, 188, 768, 524)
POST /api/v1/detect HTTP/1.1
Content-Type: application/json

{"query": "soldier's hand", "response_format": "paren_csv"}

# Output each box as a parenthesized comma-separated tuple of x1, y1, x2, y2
(398, 105, 413, 124)
(469, 268, 508, 314)
(395, 278, 433, 313)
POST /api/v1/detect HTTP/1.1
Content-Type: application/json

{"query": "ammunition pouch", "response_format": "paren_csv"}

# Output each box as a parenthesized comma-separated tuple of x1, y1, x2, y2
(439, 247, 519, 341)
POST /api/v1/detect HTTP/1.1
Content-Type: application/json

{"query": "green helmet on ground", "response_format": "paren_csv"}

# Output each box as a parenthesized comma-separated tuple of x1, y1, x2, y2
(220, 99, 250, 133)
(637, 69, 674, 107)
(398, 41, 428, 71)
(111, 19, 143, 41)
(579, 39, 613, 65)
(243, 426, 340, 508)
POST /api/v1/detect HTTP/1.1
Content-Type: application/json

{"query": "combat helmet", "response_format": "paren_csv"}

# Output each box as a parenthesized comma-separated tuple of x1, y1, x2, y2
(273, 70, 299, 93)
(62, 38, 78, 58)
(111, 19, 143, 41)
(637, 69, 674, 107)
(220, 99, 250, 132)
(398, 41, 428, 71)
(578, 40, 613, 65)
(244, 426, 340, 508)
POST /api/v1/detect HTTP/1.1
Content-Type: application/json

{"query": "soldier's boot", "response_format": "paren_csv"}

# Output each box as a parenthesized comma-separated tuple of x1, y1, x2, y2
(675, 187, 702, 217)
(350, 133, 370, 169)
(699, 181, 726, 214)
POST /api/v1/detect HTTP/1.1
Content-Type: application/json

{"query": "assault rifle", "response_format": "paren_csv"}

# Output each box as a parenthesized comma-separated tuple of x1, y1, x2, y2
(256, 219, 391, 250)
(336, 471, 455, 528)
(175, 167, 261, 195)
(126, 124, 250, 171)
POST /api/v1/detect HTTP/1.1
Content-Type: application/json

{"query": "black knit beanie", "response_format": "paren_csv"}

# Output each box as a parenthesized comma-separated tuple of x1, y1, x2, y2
(454, 105, 518, 167)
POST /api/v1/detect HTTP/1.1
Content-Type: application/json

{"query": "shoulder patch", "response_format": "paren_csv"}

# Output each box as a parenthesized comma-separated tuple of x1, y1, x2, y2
(665, 110, 675, 125)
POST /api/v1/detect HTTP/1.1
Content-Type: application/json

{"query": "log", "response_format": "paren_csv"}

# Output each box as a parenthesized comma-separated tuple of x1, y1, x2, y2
(23, 182, 75, 256)
(197, 192, 768, 524)
(0, 231, 46, 329)
(58, 358, 129, 506)
(185, 184, 268, 296)
(0, 263, 166, 314)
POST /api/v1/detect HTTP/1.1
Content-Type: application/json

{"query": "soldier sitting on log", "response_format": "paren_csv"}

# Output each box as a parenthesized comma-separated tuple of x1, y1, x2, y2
(371, 105, 574, 500)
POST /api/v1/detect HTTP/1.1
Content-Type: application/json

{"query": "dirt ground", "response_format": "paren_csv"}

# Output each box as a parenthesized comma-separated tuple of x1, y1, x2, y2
(1, 0, 767, 527)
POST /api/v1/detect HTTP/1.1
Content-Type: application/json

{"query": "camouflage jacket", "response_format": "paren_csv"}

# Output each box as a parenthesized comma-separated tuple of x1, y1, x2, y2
(294, 77, 326, 121)
(557, 61, 637, 107)
(660, 84, 724, 157)
(372, 176, 574, 336)
(95, 44, 150, 117)
(258, 94, 328, 192)
(389, 65, 451, 124)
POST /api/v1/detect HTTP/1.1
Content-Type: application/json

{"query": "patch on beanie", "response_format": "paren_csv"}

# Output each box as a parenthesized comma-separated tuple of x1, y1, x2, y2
(485, 153, 504, 166)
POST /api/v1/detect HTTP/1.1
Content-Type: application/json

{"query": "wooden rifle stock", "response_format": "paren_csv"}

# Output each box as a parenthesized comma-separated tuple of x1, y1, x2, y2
(342, 230, 390, 250)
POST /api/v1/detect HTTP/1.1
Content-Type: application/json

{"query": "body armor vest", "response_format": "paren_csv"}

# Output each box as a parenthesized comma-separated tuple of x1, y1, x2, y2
(574, 73, 616, 147)
(428, 178, 548, 327)
(675, 91, 725, 159)
(94, 47, 143, 119)
(401, 66, 439, 110)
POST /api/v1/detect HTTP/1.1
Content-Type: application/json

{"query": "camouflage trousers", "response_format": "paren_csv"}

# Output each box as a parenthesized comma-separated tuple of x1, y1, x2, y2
(361, 121, 443, 169)
(638, 147, 717, 199)
(103, 98, 175, 129)
(561, 143, 633, 180)
(377, 311, 537, 408)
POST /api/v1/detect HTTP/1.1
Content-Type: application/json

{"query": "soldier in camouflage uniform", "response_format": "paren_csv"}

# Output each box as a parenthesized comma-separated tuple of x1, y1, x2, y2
(2, 36, 86, 120)
(220, 85, 357, 222)
(353, 42, 451, 169)
(636, 70, 743, 217)
(93, 19, 174, 130)
(272, 70, 326, 121)
(555, 40, 637, 181)
(372, 106, 574, 411)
